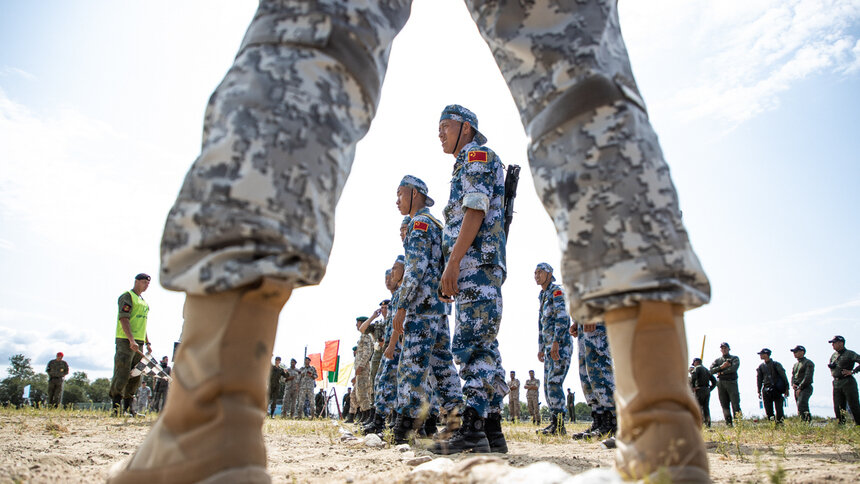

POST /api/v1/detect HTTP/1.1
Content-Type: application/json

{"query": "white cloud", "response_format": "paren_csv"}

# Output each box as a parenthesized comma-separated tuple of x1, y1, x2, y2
(0, 66, 36, 80)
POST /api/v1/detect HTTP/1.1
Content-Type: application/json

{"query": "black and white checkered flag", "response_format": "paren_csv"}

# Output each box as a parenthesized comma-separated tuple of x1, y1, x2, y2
(131, 353, 173, 382)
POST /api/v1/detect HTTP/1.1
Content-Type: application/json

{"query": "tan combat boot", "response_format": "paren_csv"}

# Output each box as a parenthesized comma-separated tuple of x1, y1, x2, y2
(107, 278, 292, 484)
(604, 301, 710, 483)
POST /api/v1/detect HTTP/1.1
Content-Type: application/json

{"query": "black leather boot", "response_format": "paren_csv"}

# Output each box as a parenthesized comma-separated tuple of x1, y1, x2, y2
(393, 414, 415, 445)
(364, 412, 386, 435)
(122, 397, 136, 417)
(423, 414, 438, 438)
(111, 395, 122, 417)
(485, 413, 508, 453)
(362, 408, 375, 426)
(428, 407, 491, 455)
(344, 411, 354, 423)
(572, 411, 601, 440)
(538, 411, 557, 435)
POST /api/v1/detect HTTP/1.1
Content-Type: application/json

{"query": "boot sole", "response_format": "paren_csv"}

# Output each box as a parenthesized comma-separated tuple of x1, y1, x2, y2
(198, 466, 270, 484)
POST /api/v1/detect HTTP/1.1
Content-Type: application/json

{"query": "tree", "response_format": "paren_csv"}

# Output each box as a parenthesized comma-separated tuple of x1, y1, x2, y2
(88, 378, 111, 404)
(574, 402, 592, 421)
(7, 354, 35, 380)
(0, 354, 35, 406)
(62, 371, 91, 405)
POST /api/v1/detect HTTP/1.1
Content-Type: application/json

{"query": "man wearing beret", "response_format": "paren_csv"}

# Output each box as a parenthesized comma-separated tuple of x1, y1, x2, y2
(755, 348, 789, 424)
(115, 2, 711, 481)
(828, 335, 860, 425)
(790, 345, 814, 422)
(110, 273, 152, 417)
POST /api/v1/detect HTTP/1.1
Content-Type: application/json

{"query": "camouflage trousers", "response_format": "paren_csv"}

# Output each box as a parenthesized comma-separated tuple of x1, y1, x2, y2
(158, 0, 709, 328)
(543, 340, 573, 413)
(577, 324, 615, 413)
(509, 392, 520, 419)
(296, 387, 314, 417)
(374, 339, 401, 417)
(452, 298, 508, 418)
(396, 314, 463, 419)
(527, 394, 540, 421)
(47, 378, 64, 407)
(281, 385, 299, 417)
(355, 368, 372, 412)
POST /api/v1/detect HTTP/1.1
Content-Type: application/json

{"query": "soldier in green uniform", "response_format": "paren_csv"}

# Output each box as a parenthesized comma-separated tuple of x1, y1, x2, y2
(790, 345, 814, 422)
(827, 335, 860, 425)
(755, 349, 789, 424)
(689, 358, 716, 427)
(110, 273, 152, 416)
(46, 352, 69, 408)
(709, 342, 741, 426)
(268, 356, 287, 418)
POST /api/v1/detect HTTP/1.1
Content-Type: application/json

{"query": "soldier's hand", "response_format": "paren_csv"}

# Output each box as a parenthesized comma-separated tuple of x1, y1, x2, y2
(550, 342, 560, 362)
(720, 361, 730, 369)
(583, 323, 597, 333)
(842, 369, 852, 377)
(129, 340, 140, 354)
(569, 325, 578, 337)
(441, 261, 460, 298)
(384, 343, 396, 359)
(537, 351, 544, 363)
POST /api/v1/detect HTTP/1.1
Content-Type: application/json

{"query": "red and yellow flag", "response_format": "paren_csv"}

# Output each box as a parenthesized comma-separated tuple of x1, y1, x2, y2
(468, 151, 487, 163)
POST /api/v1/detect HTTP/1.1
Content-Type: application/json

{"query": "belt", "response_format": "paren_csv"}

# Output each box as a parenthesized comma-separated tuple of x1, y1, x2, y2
(718, 375, 738, 381)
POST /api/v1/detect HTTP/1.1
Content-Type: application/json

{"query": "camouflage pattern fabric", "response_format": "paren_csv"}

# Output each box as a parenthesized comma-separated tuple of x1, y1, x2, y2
(159, 0, 709, 340)
(281, 367, 300, 417)
(373, 337, 401, 418)
(508, 377, 520, 419)
(398, 207, 446, 314)
(355, 331, 374, 411)
(452, 293, 508, 418)
(525, 377, 540, 421)
(296, 365, 317, 417)
(538, 282, 573, 413)
(577, 323, 615, 412)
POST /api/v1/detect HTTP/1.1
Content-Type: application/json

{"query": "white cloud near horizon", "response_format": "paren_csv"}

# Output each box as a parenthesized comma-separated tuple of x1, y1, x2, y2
(621, 0, 860, 129)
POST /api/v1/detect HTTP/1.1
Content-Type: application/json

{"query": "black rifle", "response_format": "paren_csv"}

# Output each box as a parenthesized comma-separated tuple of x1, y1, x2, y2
(503, 164, 521, 239)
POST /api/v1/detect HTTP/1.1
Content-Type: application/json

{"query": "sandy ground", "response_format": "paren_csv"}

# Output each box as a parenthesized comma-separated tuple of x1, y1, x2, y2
(1, 411, 858, 483)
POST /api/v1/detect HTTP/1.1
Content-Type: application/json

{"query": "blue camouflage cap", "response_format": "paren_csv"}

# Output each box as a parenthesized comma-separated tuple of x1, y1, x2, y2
(535, 262, 556, 281)
(440, 104, 487, 145)
(399, 175, 434, 207)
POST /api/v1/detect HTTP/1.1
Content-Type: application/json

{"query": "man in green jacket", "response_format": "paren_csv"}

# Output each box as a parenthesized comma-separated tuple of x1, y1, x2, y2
(710, 342, 741, 426)
(828, 335, 860, 425)
(790, 345, 814, 422)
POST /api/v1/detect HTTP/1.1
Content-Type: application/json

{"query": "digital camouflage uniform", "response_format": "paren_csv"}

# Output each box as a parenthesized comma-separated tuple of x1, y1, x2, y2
(508, 377, 520, 421)
(374, 291, 402, 418)
(443, 140, 508, 418)
(46, 358, 69, 407)
(829, 348, 860, 424)
(368, 320, 385, 398)
(355, 329, 375, 412)
(710, 353, 741, 424)
(537, 281, 573, 414)
(296, 364, 317, 417)
(525, 377, 540, 422)
(577, 323, 616, 417)
(792, 356, 814, 422)
(396, 205, 462, 419)
(281, 366, 300, 417)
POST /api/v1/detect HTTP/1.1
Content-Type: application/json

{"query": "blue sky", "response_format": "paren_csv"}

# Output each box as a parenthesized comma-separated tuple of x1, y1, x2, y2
(1, 0, 859, 420)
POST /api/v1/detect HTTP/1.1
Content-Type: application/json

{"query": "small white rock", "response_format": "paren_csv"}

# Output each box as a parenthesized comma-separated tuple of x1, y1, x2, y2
(363, 433, 385, 448)
(411, 457, 455, 474)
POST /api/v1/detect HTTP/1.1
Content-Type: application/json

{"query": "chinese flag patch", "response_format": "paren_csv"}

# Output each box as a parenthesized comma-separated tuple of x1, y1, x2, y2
(467, 151, 488, 163)
(413, 221, 429, 232)
(122, 304, 132, 312)
(553, 290, 563, 298)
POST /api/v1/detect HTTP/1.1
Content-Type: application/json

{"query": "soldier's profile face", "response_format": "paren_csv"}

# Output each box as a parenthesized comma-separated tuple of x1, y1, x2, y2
(720, 346, 729, 356)
(793, 350, 804, 358)
(396, 186, 412, 216)
(438, 119, 461, 154)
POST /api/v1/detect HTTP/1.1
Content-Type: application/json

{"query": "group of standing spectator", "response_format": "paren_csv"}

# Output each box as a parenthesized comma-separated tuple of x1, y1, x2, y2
(268, 356, 318, 419)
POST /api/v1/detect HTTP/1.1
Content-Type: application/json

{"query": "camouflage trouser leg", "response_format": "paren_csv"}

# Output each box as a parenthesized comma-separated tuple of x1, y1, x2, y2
(577, 324, 615, 412)
(396, 314, 434, 419)
(374, 340, 401, 417)
(543, 341, 573, 413)
(509, 393, 520, 419)
(428, 315, 463, 413)
(356, 370, 372, 411)
(110, 339, 144, 399)
(297, 387, 314, 417)
(527, 395, 540, 421)
(452, 298, 508, 418)
(47, 379, 63, 407)
(427, 372, 440, 416)
(467, 0, 710, 322)
(282, 387, 298, 417)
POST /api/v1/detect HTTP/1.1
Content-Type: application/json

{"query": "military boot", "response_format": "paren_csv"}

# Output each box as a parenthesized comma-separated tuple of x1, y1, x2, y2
(485, 412, 508, 453)
(122, 398, 137, 417)
(598, 411, 617, 437)
(432, 406, 461, 441)
(111, 395, 122, 417)
(364, 411, 387, 436)
(423, 413, 438, 438)
(428, 407, 491, 455)
(572, 411, 601, 440)
(538, 414, 556, 434)
(107, 278, 292, 484)
(605, 301, 709, 483)
(393, 414, 416, 445)
(362, 408, 375, 426)
(344, 412, 354, 423)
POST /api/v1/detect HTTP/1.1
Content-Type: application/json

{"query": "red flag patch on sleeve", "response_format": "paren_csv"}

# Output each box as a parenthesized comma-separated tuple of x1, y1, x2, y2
(552, 289, 563, 298)
(413, 221, 429, 232)
(467, 150, 488, 163)
(122, 304, 132, 312)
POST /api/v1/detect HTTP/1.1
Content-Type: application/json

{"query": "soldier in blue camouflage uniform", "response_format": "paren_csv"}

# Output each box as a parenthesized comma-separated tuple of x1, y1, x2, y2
(570, 319, 617, 440)
(390, 176, 463, 444)
(534, 263, 573, 436)
(432, 105, 508, 455)
(113, 2, 710, 482)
